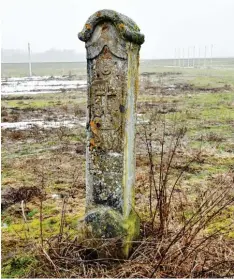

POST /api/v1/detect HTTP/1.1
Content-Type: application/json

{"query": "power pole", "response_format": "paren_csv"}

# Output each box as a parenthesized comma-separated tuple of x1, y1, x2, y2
(183, 48, 185, 68)
(210, 44, 213, 68)
(174, 48, 177, 67)
(187, 47, 190, 67)
(204, 45, 207, 68)
(198, 47, 200, 68)
(28, 42, 32, 77)
(178, 48, 181, 67)
(193, 46, 195, 68)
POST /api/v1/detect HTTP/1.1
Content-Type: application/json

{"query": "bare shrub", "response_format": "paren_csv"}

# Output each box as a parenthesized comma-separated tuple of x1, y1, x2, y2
(34, 176, 234, 278)
(7, 130, 25, 140)
(138, 111, 193, 234)
(33, 110, 233, 278)
(61, 104, 68, 113)
(11, 112, 20, 122)
(1, 186, 43, 211)
(56, 126, 69, 142)
(205, 131, 224, 142)
(5, 108, 233, 278)
(1, 107, 8, 117)
(74, 105, 86, 117)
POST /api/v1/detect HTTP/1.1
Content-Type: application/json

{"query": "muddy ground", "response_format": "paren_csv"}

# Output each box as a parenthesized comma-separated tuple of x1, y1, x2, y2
(1, 67, 234, 277)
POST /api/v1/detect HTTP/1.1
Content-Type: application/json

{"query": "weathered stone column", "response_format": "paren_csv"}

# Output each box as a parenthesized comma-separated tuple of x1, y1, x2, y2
(78, 9, 144, 257)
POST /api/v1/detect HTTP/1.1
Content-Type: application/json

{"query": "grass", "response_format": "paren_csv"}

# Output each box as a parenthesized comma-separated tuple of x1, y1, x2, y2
(2, 58, 234, 77)
(1, 62, 87, 77)
(1, 60, 234, 277)
(2, 92, 87, 110)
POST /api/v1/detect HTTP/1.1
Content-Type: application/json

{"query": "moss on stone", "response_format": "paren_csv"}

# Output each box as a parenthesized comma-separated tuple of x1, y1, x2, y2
(82, 206, 139, 258)
(78, 9, 144, 45)
(122, 210, 140, 257)
(85, 206, 126, 238)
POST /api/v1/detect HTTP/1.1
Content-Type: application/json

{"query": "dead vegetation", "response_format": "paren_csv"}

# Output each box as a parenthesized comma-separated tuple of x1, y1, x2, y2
(1, 72, 234, 278)
(1, 186, 44, 211)
(2, 109, 232, 278)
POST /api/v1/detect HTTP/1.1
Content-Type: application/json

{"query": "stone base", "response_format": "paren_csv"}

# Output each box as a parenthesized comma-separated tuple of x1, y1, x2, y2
(81, 206, 139, 258)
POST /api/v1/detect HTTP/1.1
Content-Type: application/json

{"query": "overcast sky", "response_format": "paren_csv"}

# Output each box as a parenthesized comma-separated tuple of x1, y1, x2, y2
(1, 0, 234, 59)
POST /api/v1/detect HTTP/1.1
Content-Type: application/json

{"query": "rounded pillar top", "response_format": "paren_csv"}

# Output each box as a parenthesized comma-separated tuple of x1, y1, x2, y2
(78, 9, 145, 45)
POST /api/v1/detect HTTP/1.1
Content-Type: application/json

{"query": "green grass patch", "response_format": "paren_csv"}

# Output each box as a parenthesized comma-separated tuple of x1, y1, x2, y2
(2, 255, 38, 278)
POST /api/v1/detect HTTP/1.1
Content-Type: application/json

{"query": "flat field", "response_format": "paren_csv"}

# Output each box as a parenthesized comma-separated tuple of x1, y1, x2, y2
(1, 59, 234, 278)
(2, 57, 234, 77)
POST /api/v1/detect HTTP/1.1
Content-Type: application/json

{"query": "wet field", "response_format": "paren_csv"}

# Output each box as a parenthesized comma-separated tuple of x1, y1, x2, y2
(1, 76, 86, 95)
(1, 59, 234, 278)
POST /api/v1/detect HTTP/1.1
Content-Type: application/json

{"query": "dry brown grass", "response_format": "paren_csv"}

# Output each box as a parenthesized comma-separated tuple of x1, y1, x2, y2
(31, 121, 234, 278)
(2, 101, 234, 278)
(32, 189, 234, 278)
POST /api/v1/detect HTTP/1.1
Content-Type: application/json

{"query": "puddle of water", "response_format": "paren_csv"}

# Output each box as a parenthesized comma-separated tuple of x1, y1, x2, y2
(2, 223, 8, 229)
(1, 117, 87, 130)
(1, 109, 143, 131)
(137, 113, 150, 125)
(51, 194, 61, 199)
(1, 76, 87, 95)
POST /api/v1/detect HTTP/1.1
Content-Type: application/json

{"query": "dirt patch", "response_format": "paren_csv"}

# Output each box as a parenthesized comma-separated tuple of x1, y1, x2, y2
(142, 81, 232, 96)
(141, 71, 182, 77)
(1, 186, 44, 211)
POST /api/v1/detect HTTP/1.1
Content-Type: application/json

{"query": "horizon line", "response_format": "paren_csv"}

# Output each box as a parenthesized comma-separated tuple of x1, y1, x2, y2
(1, 56, 234, 64)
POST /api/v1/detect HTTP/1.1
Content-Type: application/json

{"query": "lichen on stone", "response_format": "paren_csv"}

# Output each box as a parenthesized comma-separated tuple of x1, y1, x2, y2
(78, 9, 143, 258)
(84, 206, 139, 258)
(78, 9, 144, 45)
(85, 23, 92, 30)
(85, 206, 126, 238)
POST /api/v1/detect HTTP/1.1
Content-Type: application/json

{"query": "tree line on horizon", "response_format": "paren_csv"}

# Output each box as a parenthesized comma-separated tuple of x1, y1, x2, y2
(1, 48, 86, 63)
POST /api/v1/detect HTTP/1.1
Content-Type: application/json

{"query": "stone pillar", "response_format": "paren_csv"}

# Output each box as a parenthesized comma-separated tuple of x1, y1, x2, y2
(78, 9, 144, 257)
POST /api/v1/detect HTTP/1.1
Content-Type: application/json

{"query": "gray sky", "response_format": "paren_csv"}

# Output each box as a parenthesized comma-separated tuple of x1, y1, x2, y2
(1, 0, 234, 59)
